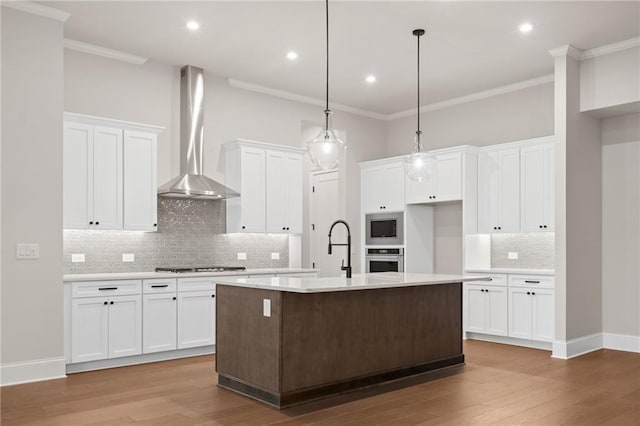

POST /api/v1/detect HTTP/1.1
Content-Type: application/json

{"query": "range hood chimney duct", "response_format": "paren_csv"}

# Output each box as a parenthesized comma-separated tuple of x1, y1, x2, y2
(158, 65, 240, 199)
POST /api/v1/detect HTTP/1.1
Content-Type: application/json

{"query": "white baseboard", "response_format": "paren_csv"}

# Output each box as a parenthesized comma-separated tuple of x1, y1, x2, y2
(465, 332, 552, 351)
(1, 357, 67, 386)
(552, 333, 603, 359)
(603, 333, 640, 353)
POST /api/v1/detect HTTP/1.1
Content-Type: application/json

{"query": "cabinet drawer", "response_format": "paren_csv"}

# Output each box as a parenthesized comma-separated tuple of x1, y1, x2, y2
(72, 280, 141, 298)
(143, 278, 177, 294)
(508, 275, 554, 289)
(178, 277, 227, 292)
(468, 273, 507, 287)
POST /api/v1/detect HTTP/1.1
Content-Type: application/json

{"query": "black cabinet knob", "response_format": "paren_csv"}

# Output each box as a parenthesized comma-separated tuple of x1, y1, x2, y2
(103, 301, 108, 305)
(110, 301, 114, 305)
(242, 226, 246, 229)
(96, 221, 100, 225)
(539, 225, 543, 228)
(543, 225, 547, 229)
(532, 292, 536, 296)
(493, 227, 497, 230)
(282, 227, 286, 230)
(498, 226, 501, 230)
(527, 292, 531, 295)
(211, 294, 215, 298)
(172, 297, 177, 301)
(89, 221, 94, 225)
(154, 223, 157, 227)
(287, 227, 290, 230)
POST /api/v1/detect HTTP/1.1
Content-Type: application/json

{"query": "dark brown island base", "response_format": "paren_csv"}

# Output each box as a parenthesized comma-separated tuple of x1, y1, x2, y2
(215, 273, 488, 409)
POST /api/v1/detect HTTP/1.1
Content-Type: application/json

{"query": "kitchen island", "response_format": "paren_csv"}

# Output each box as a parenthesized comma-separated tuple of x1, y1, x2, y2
(215, 272, 488, 408)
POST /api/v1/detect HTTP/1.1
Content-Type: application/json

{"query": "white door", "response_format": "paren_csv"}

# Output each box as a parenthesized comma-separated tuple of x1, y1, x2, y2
(520, 145, 545, 232)
(362, 166, 385, 213)
(465, 285, 487, 333)
(543, 143, 555, 231)
(311, 171, 342, 277)
(435, 153, 462, 202)
(71, 297, 109, 363)
(405, 157, 436, 204)
(143, 293, 177, 353)
(485, 286, 508, 336)
(284, 153, 303, 233)
(63, 122, 93, 229)
(240, 147, 266, 232)
(531, 289, 555, 342)
(123, 130, 157, 231)
(478, 152, 499, 233)
(382, 162, 406, 211)
(508, 288, 532, 339)
(108, 295, 142, 358)
(498, 148, 520, 233)
(177, 290, 216, 349)
(92, 126, 123, 230)
(266, 150, 286, 233)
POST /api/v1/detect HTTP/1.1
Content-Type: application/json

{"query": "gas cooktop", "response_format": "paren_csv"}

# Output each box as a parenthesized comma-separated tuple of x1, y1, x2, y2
(155, 266, 247, 273)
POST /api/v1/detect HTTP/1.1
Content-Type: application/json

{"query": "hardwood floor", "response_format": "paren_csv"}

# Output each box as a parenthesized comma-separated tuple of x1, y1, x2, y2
(2, 341, 639, 425)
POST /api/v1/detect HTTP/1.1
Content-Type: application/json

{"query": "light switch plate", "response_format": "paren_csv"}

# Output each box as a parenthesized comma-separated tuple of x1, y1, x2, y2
(16, 243, 39, 259)
(122, 253, 135, 262)
(263, 299, 271, 317)
(237, 252, 247, 260)
(271, 252, 280, 260)
(508, 252, 519, 260)
(71, 253, 85, 263)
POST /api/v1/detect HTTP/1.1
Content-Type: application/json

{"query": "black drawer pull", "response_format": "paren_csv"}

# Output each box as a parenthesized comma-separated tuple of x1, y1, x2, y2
(98, 287, 118, 291)
(151, 284, 169, 288)
(524, 280, 540, 284)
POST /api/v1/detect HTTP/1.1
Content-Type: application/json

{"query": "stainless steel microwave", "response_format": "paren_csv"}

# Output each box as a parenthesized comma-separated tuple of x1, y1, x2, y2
(365, 212, 404, 246)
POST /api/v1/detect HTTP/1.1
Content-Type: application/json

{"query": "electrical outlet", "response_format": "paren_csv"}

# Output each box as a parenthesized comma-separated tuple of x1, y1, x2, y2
(237, 252, 247, 260)
(122, 253, 135, 262)
(263, 299, 271, 317)
(508, 252, 519, 260)
(71, 253, 85, 263)
(271, 252, 280, 260)
(16, 243, 39, 259)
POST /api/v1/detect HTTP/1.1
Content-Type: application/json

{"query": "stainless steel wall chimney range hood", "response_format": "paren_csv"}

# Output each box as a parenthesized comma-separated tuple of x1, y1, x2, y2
(158, 65, 240, 199)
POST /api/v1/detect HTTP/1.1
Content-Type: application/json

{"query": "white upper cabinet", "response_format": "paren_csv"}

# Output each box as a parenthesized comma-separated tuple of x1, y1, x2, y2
(63, 113, 163, 231)
(521, 143, 554, 232)
(225, 139, 305, 234)
(406, 152, 462, 204)
(362, 160, 405, 213)
(123, 130, 158, 231)
(478, 148, 520, 233)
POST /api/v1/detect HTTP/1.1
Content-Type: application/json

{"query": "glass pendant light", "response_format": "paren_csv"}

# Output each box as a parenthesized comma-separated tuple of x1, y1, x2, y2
(307, 0, 346, 171)
(403, 28, 433, 182)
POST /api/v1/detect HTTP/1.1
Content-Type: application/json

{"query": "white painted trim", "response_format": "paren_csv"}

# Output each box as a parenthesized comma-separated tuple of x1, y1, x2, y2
(1, 357, 67, 386)
(64, 39, 148, 65)
(387, 75, 555, 121)
(465, 332, 552, 351)
(603, 333, 640, 353)
(581, 36, 640, 60)
(2, 1, 69, 22)
(478, 135, 555, 153)
(548, 44, 582, 60)
(64, 112, 164, 133)
(228, 78, 387, 121)
(224, 138, 306, 154)
(552, 333, 603, 359)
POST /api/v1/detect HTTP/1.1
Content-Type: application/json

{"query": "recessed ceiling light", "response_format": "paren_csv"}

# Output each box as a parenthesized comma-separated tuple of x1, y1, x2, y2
(519, 22, 533, 34)
(186, 21, 200, 31)
(286, 51, 298, 61)
(365, 75, 376, 84)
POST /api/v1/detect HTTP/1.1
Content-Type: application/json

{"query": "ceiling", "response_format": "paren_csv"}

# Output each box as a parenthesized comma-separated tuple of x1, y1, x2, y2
(49, 1, 639, 115)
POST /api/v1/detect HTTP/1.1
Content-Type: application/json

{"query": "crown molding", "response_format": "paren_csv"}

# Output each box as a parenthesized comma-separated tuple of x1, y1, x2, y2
(548, 44, 582, 60)
(227, 79, 387, 120)
(580, 36, 640, 60)
(1, 1, 70, 22)
(387, 74, 554, 121)
(64, 39, 148, 65)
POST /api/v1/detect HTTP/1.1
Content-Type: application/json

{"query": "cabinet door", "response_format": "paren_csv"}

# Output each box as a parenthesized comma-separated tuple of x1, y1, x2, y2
(143, 293, 177, 353)
(520, 145, 545, 232)
(485, 286, 508, 336)
(383, 162, 406, 211)
(284, 153, 303, 233)
(63, 122, 93, 229)
(71, 297, 109, 363)
(405, 158, 436, 204)
(498, 148, 520, 233)
(108, 295, 142, 358)
(543, 143, 555, 231)
(531, 289, 554, 342)
(240, 147, 266, 232)
(266, 150, 286, 233)
(508, 288, 532, 339)
(465, 285, 487, 333)
(92, 126, 123, 230)
(177, 290, 216, 349)
(435, 153, 462, 202)
(123, 130, 157, 231)
(362, 166, 385, 213)
(478, 152, 499, 233)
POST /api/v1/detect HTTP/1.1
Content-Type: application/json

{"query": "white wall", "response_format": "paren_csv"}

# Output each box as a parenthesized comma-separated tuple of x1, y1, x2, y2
(601, 113, 640, 340)
(1, 8, 65, 384)
(64, 51, 388, 273)
(581, 46, 640, 112)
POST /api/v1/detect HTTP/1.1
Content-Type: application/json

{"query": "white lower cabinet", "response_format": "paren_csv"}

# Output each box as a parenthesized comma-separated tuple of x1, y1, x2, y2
(177, 290, 216, 349)
(143, 293, 177, 353)
(508, 287, 554, 342)
(465, 284, 508, 336)
(108, 295, 143, 358)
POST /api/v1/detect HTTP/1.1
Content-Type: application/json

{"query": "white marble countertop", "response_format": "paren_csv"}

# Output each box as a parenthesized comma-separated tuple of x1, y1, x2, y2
(465, 268, 555, 276)
(63, 268, 318, 283)
(215, 272, 490, 293)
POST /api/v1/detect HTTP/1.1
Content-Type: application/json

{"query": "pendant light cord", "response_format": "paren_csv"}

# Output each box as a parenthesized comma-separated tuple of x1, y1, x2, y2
(416, 31, 420, 137)
(325, 0, 330, 132)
